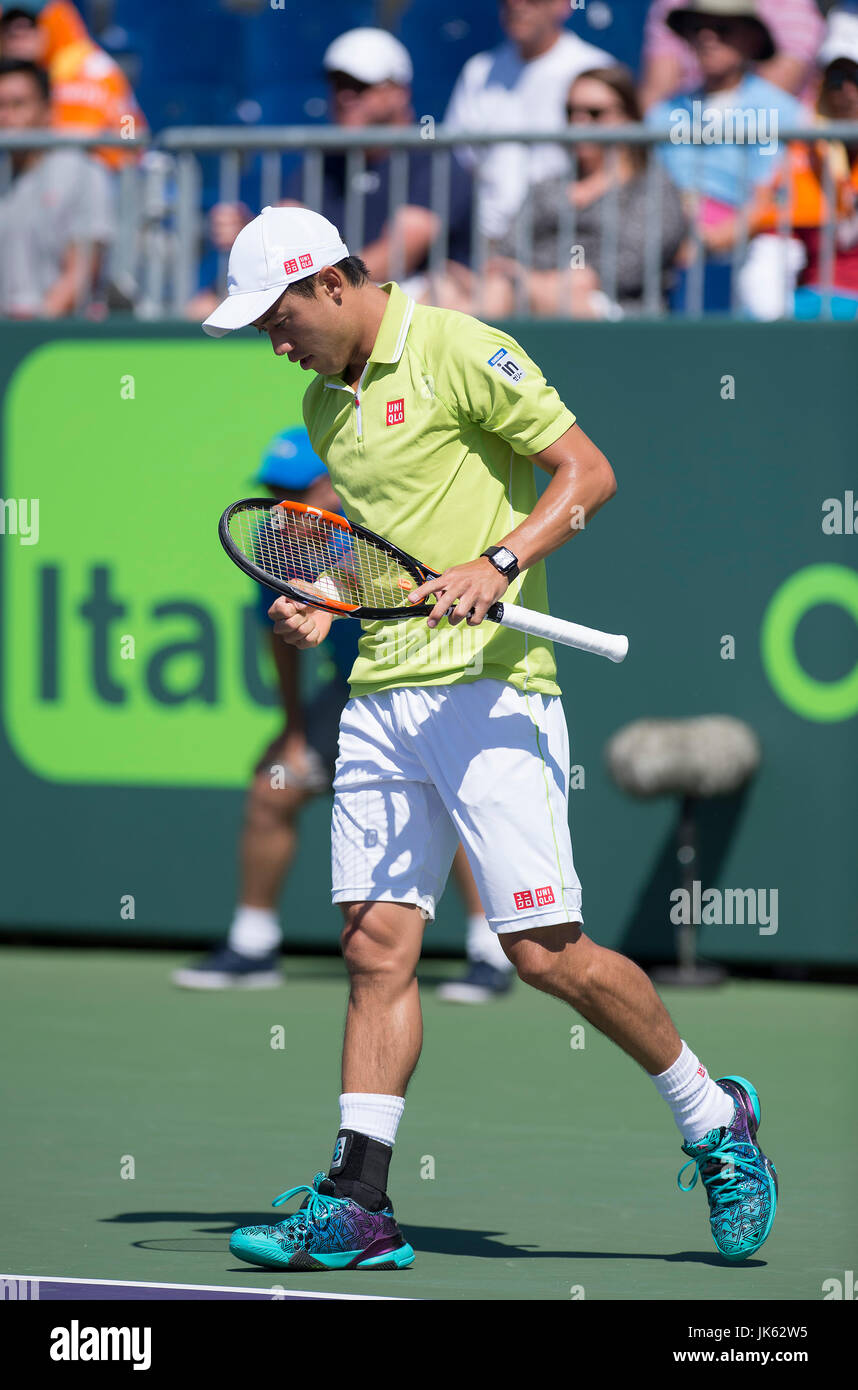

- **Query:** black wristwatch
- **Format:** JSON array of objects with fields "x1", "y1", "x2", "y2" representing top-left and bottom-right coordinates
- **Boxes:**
[{"x1": 481, "y1": 545, "x2": 520, "y2": 582}]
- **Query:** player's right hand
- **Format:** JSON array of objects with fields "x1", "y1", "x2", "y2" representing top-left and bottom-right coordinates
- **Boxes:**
[{"x1": 268, "y1": 596, "x2": 332, "y2": 649}]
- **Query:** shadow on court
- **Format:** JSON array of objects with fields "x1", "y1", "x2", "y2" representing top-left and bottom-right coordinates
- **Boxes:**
[{"x1": 103, "y1": 1213, "x2": 761, "y2": 1268}]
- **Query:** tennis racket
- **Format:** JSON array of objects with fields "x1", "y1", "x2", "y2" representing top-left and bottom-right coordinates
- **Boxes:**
[{"x1": 219, "y1": 498, "x2": 628, "y2": 663}]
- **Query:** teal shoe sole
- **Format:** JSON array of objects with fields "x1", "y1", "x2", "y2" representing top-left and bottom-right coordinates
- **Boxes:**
[
  {"x1": 352, "y1": 1243, "x2": 415, "y2": 1270},
  {"x1": 229, "y1": 1235, "x2": 415, "y2": 1271}
]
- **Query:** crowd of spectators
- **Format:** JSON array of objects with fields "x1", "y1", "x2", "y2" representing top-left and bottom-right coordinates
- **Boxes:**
[
  {"x1": 0, "y1": 0, "x2": 146, "y2": 315},
  {"x1": 1, "y1": 0, "x2": 857, "y2": 321}
]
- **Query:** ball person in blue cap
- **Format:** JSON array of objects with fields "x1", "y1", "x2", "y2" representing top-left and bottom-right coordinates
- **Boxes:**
[{"x1": 172, "y1": 428, "x2": 510, "y2": 998}]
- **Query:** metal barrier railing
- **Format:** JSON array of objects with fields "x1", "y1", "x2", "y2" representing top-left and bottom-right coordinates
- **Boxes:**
[{"x1": 1, "y1": 123, "x2": 857, "y2": 321}]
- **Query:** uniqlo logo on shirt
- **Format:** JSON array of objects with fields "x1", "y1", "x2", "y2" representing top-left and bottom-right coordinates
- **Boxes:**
[
  {"x1": 386, "y1": 398, "x2": 405, "y2": 426},
  {"x1": 535, "y1": 886, "x2": 555, "y2": 907},
  {"x1": 298, "y1": 253, "x2": 313, "y2": 269},
  {"x1": 283, "y1": 258, "x2": 298, "y2": 274},
  {"x1": 513, "y1": 890, "x2": 534, "y2": 911}
]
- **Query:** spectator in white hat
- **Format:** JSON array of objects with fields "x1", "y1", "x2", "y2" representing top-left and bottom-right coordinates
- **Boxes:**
[
  {"x1": 322, "y1": 26, "x2": 414, "y2": 107},
  {"x1": 186, "y1": 27, "x2": 474, "y2": 319},
  {"x1": 444, "y1": 0, "x2": 615, "y2": 241},
  {"x1": 279, "y1": 26, "x2": 474, "y2": 301}
]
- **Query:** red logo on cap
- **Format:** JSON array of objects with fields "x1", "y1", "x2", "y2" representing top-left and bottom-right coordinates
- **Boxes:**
[
  {"x1": 283, "y1": 258, "x2": 298, "y2": 275},
  {"x1": 299, "y1": 253, "x2": 313, "y2": 270},
  {"x1": 386, "y1": 399, "x2": 405, "y2": 426}
]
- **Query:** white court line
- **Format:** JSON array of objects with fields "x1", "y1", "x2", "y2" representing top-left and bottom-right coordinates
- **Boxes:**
[{"x1": 1, "y1": 1273, "x2": 412, "y2": 1301}]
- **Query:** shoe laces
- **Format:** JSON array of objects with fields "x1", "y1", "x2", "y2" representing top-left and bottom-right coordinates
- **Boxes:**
[
  {"x1": 270, "y1": 1173, "x2": 347, "y2": 1237},
  {"x1": 677, "y1": 1133, "x2": 758, "y2": 1206}
]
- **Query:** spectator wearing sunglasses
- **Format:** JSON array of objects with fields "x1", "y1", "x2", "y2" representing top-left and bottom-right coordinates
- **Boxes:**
[
  {"x1": 468, "y1": 66, "x2": 686, "y2": 318},
  {"x1": 283, "y1": 28, "x2": 474, "y2": 303},
  {"x1": 444, "y1": 0, "x2": 614, "y2": 242}
]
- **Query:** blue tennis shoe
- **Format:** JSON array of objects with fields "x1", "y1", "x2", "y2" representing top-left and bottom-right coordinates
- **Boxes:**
[
  {"x1": 677, "y1": 1074, "x2": 778, "y2": 1262},
  {"x1": 230, "y1": 1172, "x2": 415, "y2": 1272}
]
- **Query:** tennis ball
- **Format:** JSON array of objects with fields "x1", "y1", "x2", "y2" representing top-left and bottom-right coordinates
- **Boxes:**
[{"x1": 314, "y1": 573, "x2": 347, "y2": 603}]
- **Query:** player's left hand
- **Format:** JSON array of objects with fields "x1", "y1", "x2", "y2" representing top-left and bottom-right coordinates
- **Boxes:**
[{"x1": 408, "y1": 557, "x2": 509, "y2": 628}]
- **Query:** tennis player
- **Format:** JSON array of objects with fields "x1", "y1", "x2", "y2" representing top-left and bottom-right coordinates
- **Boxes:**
[{"x1": 203, "y1": 206, "x2": 778, "y2": 1270}]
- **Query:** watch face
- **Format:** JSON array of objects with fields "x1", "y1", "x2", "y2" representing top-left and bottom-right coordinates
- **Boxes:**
[{"x1": 494, "y1": 548, "x2": 515, "y2": 569}]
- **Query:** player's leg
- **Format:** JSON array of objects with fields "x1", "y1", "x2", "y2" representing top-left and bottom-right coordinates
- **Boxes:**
[
  {"x1": 417, "y1": 678, "x2": 778, "y2": 1262},
  {"x1": 340, "y1": 900, "x2": 425, "y2": 1097},
  {"x1": 229, "y1": 690, "x2": 458, "y2": 1271},
  {"x1": 325, "y1": 899, "x2": 425, "y2": 1214},
  {"x1": 230, "y1": 898, "x2": 424, "y2": 1271},
  {"x1": 437, "y1": 845, "x2": 516, "y2": 1003},
  {"x1": 500, "y1": 923, "x2": 777, "y2": 1260},
  {"x1": 499, "y1": 922, "x2": 681, "y2": 1073},
  {"x1": 324, "y1": 716, "x2": 458, "y2": 1216}
]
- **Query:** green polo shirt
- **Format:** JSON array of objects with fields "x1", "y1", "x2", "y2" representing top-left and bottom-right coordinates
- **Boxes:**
[{"x1": 302, "y1": 281, "x2": 576, "y2": 698}]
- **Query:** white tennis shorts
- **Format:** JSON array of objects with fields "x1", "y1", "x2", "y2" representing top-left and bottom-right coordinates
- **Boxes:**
[{"x1": 331, "y1": 678, "x2": 583, "y2": 933}]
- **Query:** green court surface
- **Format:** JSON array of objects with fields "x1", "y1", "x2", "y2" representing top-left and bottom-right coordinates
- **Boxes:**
[{"x1": 1, "y1": 947, "x2": 855, "y2": 1302}]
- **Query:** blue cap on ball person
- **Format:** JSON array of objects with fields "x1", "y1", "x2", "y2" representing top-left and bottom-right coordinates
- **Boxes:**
[{"x1": 255, "y1": 427, "x2": 327, "y2": 492}]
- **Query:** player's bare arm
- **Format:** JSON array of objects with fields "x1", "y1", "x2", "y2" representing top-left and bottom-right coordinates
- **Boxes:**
[{"x1": 407, "y1": 423, "x2": 617, "y2": 628}]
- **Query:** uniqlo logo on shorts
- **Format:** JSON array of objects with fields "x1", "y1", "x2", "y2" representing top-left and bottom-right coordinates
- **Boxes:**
[
  {"x1": 298, "y1": 253, "x2": 313, "y2": 269},
  {"x1": 283, "y1": 258, "x2": 298, "y2": 274},
  {"x1": 535, "y1": 886, "x2": 555, "y2": 907},
  {"x1": 513, "y1": 890, "x2": 534, "y2": 911},
  {"x1": 386, "y1": 398, "x2": 405, "y2": 426}
]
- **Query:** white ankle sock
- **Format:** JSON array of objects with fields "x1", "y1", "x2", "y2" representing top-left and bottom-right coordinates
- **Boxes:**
[
  {"x1": 339, "y1": 1092, "x2": 405, "y2": 1147},
  {"x1": 650, "y1": 1041, "x2": 735, "y2": 1143},
  {"x1": 466, "y1": 912, "x2": 514, "y2": 970},
  {"x1": 227, "y1": 905, "x2": 281, "y2": 958}
]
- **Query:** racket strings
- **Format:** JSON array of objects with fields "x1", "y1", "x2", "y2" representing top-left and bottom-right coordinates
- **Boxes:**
[{"x1": 229, "y1": 505, "x2": 418, "y2": 610}]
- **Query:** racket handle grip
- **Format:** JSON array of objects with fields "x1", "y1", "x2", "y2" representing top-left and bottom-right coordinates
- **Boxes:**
[{"x1": 490, "y1": 601, "x2": 629, "y2": 663}]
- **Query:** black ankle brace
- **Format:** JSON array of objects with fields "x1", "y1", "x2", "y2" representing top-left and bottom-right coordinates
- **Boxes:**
[{"x1": 327, "y1": 1129, "x2": 392, "y2": 1212}]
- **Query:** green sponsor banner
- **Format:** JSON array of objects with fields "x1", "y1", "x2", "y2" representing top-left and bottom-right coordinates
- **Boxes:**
[
  {"x1": 1, "y1": 321, "x2": 856, "y2": 960},
  {"x1": 3, "y1": 340, "x2": 306, "y2": 787}
]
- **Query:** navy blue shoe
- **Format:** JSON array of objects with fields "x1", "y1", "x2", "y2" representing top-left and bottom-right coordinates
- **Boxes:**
[
  {"x1": 171, "y1": 944, "x2": 283, "y2": 990},
  {"x1": 437, "y1": 960, "x2": 514, "y2": 1003}
]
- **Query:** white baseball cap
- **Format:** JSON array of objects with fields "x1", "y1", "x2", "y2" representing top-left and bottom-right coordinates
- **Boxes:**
[
  {"x1": 819, "y1": 10, "x2": 858, "y2": 68},
  {"x1": 202, "y1": 206, "x2": 349, "y2": 338},
  {"x1": 323, "y1": 27, "x2": 412, "y2": 86}
]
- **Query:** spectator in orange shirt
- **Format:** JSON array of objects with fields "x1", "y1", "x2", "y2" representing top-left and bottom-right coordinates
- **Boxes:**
[
  {"x1": 0, "y1": 1, "x2": 146, "y2": 166},
  {"x1": 744, "y1": 17, "x2": 858, "y2": 318}
]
